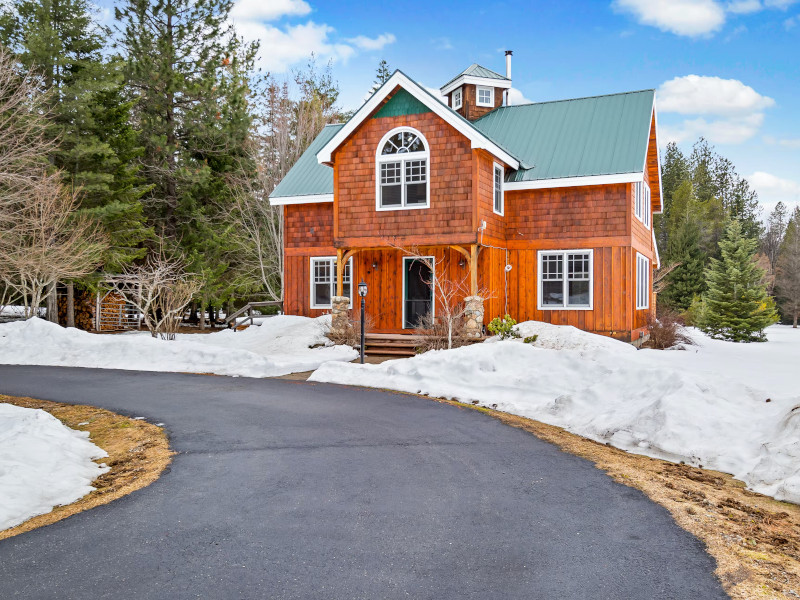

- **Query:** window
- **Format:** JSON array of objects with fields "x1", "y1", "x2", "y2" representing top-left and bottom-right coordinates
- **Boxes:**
[
  {"x1": 538, "y1": 250, "x2": 593, "y2": 309},
  {"x1": 636, "y1": 253, "x2": 650, "y2": 310},
  {"x1": 493, "y1": 162, "x2": 504, "y2": 215},
  {"x1": 310, "y1": 257, "x2": 352, "y2": 309},
  {"x1": 634, "y1": 181, "x2": 651, "y2": 228},
  {"x1": 452, "y1": 87, "x2": 462, "y2": 110},
  {"x1": 376, "y1": 127, "x2": 429, "y2": 210},
  {"x1": 476, "y1": 86, "x2": 494, "y2": 107}
]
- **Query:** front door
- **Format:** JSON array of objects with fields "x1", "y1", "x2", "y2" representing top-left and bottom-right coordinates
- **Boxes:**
[{"x1": 403, "y1": 257, "x2": 433, "y2": 329}]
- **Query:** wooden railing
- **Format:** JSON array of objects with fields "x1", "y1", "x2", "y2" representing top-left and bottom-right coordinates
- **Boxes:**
[{"x1": 225, "y1": 301, "x2": 283, "y2": 329}]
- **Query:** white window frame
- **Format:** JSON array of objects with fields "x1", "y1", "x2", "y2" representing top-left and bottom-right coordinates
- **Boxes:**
[
  {"x1": 634, "y1": 181, "x2": 651, "y2": 229},
  {"x1": 476, "y1": 85, "x2": 494, "y2": 108},
  {"x1": 402, "y1": 255, "x2": 435, "y2": 330},
  {"x1": 309, "y1": 256, "x2": 353, "y2": 309},
  {"x1": 493, "y1": 162, "x2": 504, "y2": 216},
  {"x1": 537, "y1": 250, "x2": 594, "y2": 310},
  {"x1": 375, "y1": 126, "x2": 430, "y2": 211},
  {"x1": 452, "y1": 87, "x2": 462, "y2": 110},
  {"x1": 636, "y1": 252, "x2": 650, "y2": 310}
]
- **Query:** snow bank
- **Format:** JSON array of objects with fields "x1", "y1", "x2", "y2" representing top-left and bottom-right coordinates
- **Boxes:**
[
  {"x1": 310, "y1": 322, "x2": 800, "y2": 505},
  {"x1": 0, "y1": 316, "x2": 357, "y2": 378},
  {"x1": 0, "y1": 404, "x2": 110, "y2": 530}
]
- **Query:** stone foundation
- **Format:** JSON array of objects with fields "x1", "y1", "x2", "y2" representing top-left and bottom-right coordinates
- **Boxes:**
[
  {"x1": 463, "y1": 296, "x2": 485, "y2": 338},
  {"x1": 330, "y1": 296, "x2": 351, "y2": 338}
]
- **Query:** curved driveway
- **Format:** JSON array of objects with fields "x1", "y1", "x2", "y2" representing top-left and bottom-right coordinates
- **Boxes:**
[{"x1": 0, "y1": 365, "x2": 727, "y2": 599}]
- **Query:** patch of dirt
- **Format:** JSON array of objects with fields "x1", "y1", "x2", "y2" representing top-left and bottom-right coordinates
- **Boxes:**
[
  {"x1": 435, "y1": 398, "x2": 800, "y2": 600},
  {"x1": 0, "y1": 395, "x2": 174, "y2": 540}
]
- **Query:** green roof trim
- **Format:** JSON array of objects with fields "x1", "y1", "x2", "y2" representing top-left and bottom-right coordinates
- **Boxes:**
[
  {"x1": 473, "y1": 89, "x2": 655, "y2": 182},
  {"x1": 372, "y1": 88, "x2": 432, "y2": 119},
  {"x1": 441, "y1": 63, "x2": 510, "y2": 89},
  {"x1": 269, "y1": 124, "x2": 342, "y2": 198}
]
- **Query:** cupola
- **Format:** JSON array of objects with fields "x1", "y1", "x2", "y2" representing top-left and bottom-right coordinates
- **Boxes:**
[{"x1": 439, "y1": 52, "x2": 512, "y2": 121}]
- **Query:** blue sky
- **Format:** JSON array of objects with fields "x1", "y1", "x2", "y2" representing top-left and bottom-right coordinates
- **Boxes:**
[{"x1": 97, "y1": 0, "x2": 800, "y2": 214}]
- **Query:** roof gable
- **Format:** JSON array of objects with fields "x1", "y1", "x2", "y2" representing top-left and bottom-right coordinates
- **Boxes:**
[
  {"x1": 316, "y1": 70, "x2": 519, "y2": 169},
  {"x1": 372, "y1": 88, "x2": 431, "y2": 119},
  {"x1": 473, "y1": 89, "x2": 655, "y2": 184}
]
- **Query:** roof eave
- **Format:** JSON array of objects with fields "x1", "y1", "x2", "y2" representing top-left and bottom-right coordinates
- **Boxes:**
[{"x1": 440, "y1": 75, "x2": 512, "y2": 97}]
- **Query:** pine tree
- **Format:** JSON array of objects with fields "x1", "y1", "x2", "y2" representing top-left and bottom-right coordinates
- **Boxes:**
[
  {"x1": 699, "y1": 220, "x2": 778, "y2": 342},
  {"x1": 761, "y1": 201, "x2": 788, "y2": 273},
  {"x1": 375, "y1": 59, "x2": 391, "y2": 86},
  {"x1": 775, "y1": 207, "x2": 800, "y2": 328},
  {"x1": 0, "y1": 0, "x2": 150, "y2": 269},
  {"x1": 115, "y1": 0, "x2": 257, "y2": 303},
  {"x1": 655, "y1": 142, "x2": 690, "y2": 254}
]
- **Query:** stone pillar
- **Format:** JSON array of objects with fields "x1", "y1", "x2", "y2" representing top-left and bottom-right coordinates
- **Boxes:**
[
  {"x1": 463, "y1": 296, "x2": 485, "y2": 338},
  {"x1": 330, "y1": 296, "x2": 351, "y2": 338}
]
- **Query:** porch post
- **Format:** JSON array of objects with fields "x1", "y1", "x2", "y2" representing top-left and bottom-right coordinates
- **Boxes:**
[
  {"x1": 469, "y1": 244, "x2": 478, "y2": 296},
  {"x1": 336, "y1": 248, "x2": 345, "y2": 297},
  {"x1": 331, "y1": 248, "x2": 350, "y2": 339},
  {"x1": 464, "y1": 244, "x2": 484, "y2": 338}
]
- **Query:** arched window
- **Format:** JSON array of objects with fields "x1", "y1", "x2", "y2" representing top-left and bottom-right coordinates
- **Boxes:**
[{"x1": 376, "y1": 127, "x2": 429, "y2": 210}]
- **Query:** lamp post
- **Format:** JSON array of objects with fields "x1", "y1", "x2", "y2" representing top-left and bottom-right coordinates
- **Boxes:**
[{"x1": 358, "y1": 279, "x2": 368, "y2": 364}]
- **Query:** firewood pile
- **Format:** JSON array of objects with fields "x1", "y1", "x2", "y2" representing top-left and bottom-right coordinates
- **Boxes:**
[{"x1": 57, "y1": 289, "x2": 136, "y2": 331}]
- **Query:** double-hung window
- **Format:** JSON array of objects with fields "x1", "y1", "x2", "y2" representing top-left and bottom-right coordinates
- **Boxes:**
[
  {"x1": 476, "y1": 86, "x2": 494, "y2": 107},
  {"x1": 452, "y1": 88, "x2": 462, "y2": 109},
  {"x1": 538, "y1": 250, "x2": 593, "y2": 309},
  {"x1": 493, "y1": 162, "x2": 504, "y2": 215},
  {"x1": 636, "y1": 253, "x2": 650, "y2": 310},
  {"x1": 376, "y1": 128, "x2": 429, "y2": 210},
  {"x1": 634, "y1": 181, "x2": 651, "y2": 228},
  {"x1": 310, "y1": 257, "x2": 352, "y2": 309}
]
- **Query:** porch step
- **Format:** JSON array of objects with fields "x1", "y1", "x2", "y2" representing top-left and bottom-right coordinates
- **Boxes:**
[{"x1": 363, "y1": 333, "x2": 422, "y2": 357}]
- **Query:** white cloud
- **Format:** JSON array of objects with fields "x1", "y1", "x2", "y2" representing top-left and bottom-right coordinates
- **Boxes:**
[
  {"x1": 612, "y1": 0, "x2": 726, "y2": 36},
  {"x1": 657, "y1": 75, "x2": 774, "y2": 144},
  {"x1": 236, "y1": 20, "x2": 354, "y2": 73},
  {"x1": 346, "y1": 33, "x2": 396, "y2": 51},
  {"x1": 748, "y1": 172, "x2": 800, "y2": 212},
  {"x1": 661, "y1": 113, "x2": 764, "y2": 144},
  {"x1": 785, "y1": 14, "x2": 799, "y2": 28},
  {"x1": 231, "y1": 0, "x2": 310, "y2": 21},
  {"x1": 614, "y1": 0, "x2": 798, "y2": 37},
  {"x1": 507, "y1": 88, "x2": 532, "y2": 105},
  {"x1": 728, "y1": 0, "x2": 762, "y2": 13},
  {"x1": 658, "y1": 75, "x2": 774, "y2": 116},
  {"x1": 764, "y1": 135, "x2": 800, "y2": 148}
]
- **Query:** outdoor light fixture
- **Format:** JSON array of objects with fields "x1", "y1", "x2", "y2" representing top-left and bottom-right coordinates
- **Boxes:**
[
  {"x1": 459, "y1": 259, "x2": 466, "y2": 268},
  {"x1": 358, "y1": 280, "x2": 368, "y2": 364},
  {"x1": 372, "y1": 261, "x2": 378, "y2": 269}
]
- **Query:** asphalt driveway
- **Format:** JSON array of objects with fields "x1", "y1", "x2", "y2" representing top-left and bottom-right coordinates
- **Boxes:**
[{"x1": 0, "y1": 365, "x2": 727, "y2": 599}]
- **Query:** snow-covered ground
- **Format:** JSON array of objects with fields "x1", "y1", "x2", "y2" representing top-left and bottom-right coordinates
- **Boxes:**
[
  {"x1": 0, "y1": 315, "x2": 357, "y2": 378},
  {"x1": 310, "y1": 322, "x2": 800, "y2": 505},
  {"x1": 0, "y1": 403, "x2": 109, "y2": 530}
]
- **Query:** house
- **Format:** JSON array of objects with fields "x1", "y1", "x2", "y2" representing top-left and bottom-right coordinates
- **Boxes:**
[{"x1": 269, "y1": 53, "x2": 661, "y2": 343}]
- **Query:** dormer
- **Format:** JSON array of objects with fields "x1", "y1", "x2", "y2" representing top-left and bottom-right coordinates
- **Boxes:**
[{"x1": 440, "y1": 56, "x2": 512, "y2": 121}]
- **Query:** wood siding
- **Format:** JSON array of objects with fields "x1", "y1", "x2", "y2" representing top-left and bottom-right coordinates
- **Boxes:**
[
  {"x1": 446, "y1": 83, "x2": 504, "y2": 121},
  {"x1": 334, "y1": 110, "x2": 475, "y2": 246}
]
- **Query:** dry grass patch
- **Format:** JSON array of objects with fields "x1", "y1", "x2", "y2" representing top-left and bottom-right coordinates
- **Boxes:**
[
  {"x1": 0, "y1": 395, "x2": 173, "y2": 540},
  {"x1": 436, "y1": 398, "x2": 800, "y2": 600}
]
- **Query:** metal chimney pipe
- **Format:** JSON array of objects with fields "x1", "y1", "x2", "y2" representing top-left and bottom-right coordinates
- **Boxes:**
[{"x1": 505, "y1": 50, "x2": 513, "y2": 79}]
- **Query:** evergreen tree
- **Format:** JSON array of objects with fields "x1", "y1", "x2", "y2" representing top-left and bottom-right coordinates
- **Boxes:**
[
  {"x1": 0, "y1": 0, "x2": 151, "y2": 269},
  {"x1": 699, "y1": 220, "x2": 777, "y2": 342},
  {"x1": 775, "y1": 207, "x2": 800, "y2": 327},
  {"x1": 655, "y1": 142, "x2": 690, "y2": 253},
  {"x1": 761, "y1": 201, "x2": 788, "y2": 273},
  {"x1": 115, "y1": 0, "x2": 258, "y2": 303},
  {"x1": 374, "y1": 59, "x2": 391, "y2": 86}
]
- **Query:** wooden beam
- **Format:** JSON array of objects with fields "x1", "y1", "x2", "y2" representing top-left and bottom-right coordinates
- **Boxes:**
[
  {"x1": 448, "y1": 245, "x2": 470, "y2": 261},
  {"x1": 469, "y1": 244, "x2": 478, "y2": 297},
  {"x1": 336, "y1": 248, "x2": 345, "y2": 296}
]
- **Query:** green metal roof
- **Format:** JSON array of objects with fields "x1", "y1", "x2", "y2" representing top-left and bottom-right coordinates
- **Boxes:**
[
  {"x1": 441, "y1": 64, "x2": 510, "y2": 89},
  {"x1": 269, "y1": 124, "x2": 342, "y2": 198},
  {"x1": 473, "y1": 89, "x2": 655, "y2": 182}
]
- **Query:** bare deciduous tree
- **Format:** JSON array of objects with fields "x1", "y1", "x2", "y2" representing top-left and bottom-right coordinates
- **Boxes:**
[
  {"x1": 0, "y1": 48, "x2": 55, "y2": 223},
  {"x1": 110, "y1": 247, "x2": 202, "y2": 340},
  {"x1": 653, "y1": 261, "x2": 681, "y2": 294},
  {"x1": 0, "y1": 173, "x2": 107, "y2": 318}
]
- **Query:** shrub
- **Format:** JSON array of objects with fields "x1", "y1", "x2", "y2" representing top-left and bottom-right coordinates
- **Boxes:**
[
  {"x1": 523, "y1": 335, "x2": 538, "y2": 344},
  {"x1": 327, "y1": 313, "x2": 374, "y2": 348},
  {"x1": 644, "y1": 311, "x2": 694, "y2": 349},
  {"x1": 417, "y1": 312, "x2": 472, "y2": 352},
  {"x1": 487, "y1": 314, "x2": 520, "y2": 340}
]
